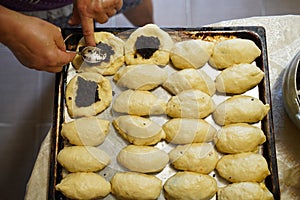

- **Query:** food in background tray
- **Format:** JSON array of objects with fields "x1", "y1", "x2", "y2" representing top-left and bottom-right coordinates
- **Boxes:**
[
  {"x1": 162, "y1": 118, "x2": 216, "y2": 144},
  {"x1": 55, "y1": 172, "x2": 111, "y2": 199},
  {"x1": 216, "y1": 152, "x2": 270, "y2": 183},
  {"x1": 212, "y1": 95, "x2": 270, "y2": 125},
  {"x1": 124, "y1": 24, "x2": 174, "y2": 66},
  {"x1": 60, "y1": 117, "x2": 110, "y2": 146},
  {"x1": 164, "y1": 171, "x2": 217, "y2": 200},
  {"x1": 215, "y1": 63, "x2": 265, "y2": 94},
  {"x1": 57, "y1": 146, "x2": 111, "y2": 173},
  {"x1": 117, "y1": 145, "x2": 169, "y2": 173},
  {"x1": 72, "y1": 31, "x2": 125, "y2": 75},
  {"x1": 162, "y1": 68, "x2": 216, "y2": 96},
  {"x1": 111, "y1": 172, "x2": 162, "y2": 200},
  {"x1": 170, "y1": 39, "x2": 214, "y2": 69},
  {"x1": 217, "y1": 182, "x2": 274, "y2": 200},
  {"x1": 114, "y1": 64, "x2": 168, "y2": 90},
  {"x1": 209, "y1": 38, "x2": 261, "y2": 69},
  {"x1": 215, "y1": 123, "x2": 266, "y2": 154},
  {"x1": 169, "y1": 143, "x2": 219, "y2": 174},
  {"x1": 65, "y1": 72, "x2": 112, "y2": 118},
  {"x1": 112, "y1": 115, "x2": 165, "y2": 145},
  {"x1": 112, "y1": 89, "x2": 166, "y2": 116},
  {"x1": 166, "y1": 89, "x2": 215, "y2": 119}
]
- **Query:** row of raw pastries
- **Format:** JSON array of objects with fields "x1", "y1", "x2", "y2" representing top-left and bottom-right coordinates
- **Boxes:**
[{"x1": 71, "y1": 24, "x2": 261, "y2": 76}]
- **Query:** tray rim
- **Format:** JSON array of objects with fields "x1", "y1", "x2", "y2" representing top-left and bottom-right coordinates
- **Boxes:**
[{"x1": 48, "y1": 26, "x2": 280, "y2": 200}]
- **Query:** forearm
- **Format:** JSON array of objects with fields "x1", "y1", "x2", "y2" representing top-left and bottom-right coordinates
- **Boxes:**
[{"x1": 0, "y1": 5, "x2": 25, "y2": 46}]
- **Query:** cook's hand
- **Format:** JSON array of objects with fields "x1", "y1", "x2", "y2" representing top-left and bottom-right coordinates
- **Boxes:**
[
  {"x1": 69, "y1": 0, "x2": 123, "y2": 46},
  {"x1": 4, "y1": 14, "x2": 75, "y2": 73}
]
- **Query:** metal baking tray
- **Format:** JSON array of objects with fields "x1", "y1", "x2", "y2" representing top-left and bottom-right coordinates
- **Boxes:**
[{"x1": 48, "y1": 26, "x2": 280, "y2": 200}]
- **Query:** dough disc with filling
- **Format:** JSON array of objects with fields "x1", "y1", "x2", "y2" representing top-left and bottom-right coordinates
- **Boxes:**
[
  {"x1": 124, "y1": 24, "x2": 174, "y2": 66},
  {"x1": 65, "y1": 72, "x2": 112, "y2": 118},
  {"x1": 72, "y1": 31, "x2": 124, "y2": 75}
]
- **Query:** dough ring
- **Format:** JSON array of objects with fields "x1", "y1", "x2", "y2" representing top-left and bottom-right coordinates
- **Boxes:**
[
  {"x1": 124, "y1": 24, "x2": 174, "y2": 66},
  {"x1": 72, "y1": 32, "x2": 125, "y2": 75},
  {"x1": 65, "y1": 72, "x2": 112, "y2": 118}
]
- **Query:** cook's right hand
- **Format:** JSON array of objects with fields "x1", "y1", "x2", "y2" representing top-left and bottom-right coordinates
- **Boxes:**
[{"x1": 68, "y1": 0, "x2": 123, "y2": 46}]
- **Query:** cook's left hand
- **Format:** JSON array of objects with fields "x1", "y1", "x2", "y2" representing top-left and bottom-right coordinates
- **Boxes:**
[{"x1": 69, "y1": 0, "x2": 123, "y2": 46}]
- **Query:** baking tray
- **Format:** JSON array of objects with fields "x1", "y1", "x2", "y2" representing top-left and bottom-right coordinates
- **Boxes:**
[{"x1": 48, "y1": 26, "x2": 280, "y2": 200}]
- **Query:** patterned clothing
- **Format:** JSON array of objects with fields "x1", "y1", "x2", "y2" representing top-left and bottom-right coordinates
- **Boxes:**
[
  {"x1": 0, "y1": 0, "x2": 143, "y2": 12},
  {"x1": 0, "y1": 0, "x2": 73, "y2": 11},
  {"x1": 0, "y1": 0, "x2": 143, "y2": 27}
]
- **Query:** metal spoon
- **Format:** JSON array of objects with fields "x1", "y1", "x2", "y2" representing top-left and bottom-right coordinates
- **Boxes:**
[{"x1": 68, "y1": 46, "x2": 106, "y2": 64}]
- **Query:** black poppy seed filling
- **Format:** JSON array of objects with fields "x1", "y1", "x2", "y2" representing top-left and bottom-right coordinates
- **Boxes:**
[
  {"x1": 79, "y1": 42, "x2": 115, "y2": 64},
  {"x1": 134, "y1": 35, "x2": 160, "y2": 59},
  {"x1": 75, "y1": 77, "x2": 100, "y2": 107},
  {"x1": 96, "y1": 42, "x2": 115, "y2": 63}
]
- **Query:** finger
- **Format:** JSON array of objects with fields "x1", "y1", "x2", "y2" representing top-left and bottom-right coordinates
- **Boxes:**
[
  {"x1": 57, "y1": 51, "x2": 76, "y2": 66},
  {"x1": 102, "y1": 0, "x2": 122, "y2": 10},
  {"x1": 68, "y1": 6, "x2": 81, "y2": 25},
  {"x1": 94, "y1": 13, "x2": 109, "y2": 24},
  {"x1": 54, "y1": 32, "x2": 67, "y2": 51},
  {"x1": 115, "y1": 0, "x2": 123, "y2": 10},
  {"x1": 105, "y1": 8, "x2": 117, "y2": 17},
  {"x1": 80, "y1": 16, "x2": 96, "y2": 46},
  {"x1": 45, "y1": 66, "x2": 64, "y2": 73}
]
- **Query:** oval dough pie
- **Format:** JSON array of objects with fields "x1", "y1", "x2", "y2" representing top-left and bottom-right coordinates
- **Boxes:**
[{"x1": 209, "y1": 38, "x2": 261, "y2": 69}]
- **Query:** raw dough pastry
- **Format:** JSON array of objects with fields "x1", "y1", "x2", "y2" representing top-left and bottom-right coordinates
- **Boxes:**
[
  {"x1": 215, "y1": 63, "x2": 264, "y2": 94},
  {"x1": 170, "y1": 39, "x2": 214, "y2": 69},
  {"x1": 169, "y1": 143, "x2": 219, "y2": 174},
  {"x1": 164, "y1": 171, "x2": 217, "y2": 200},
  {"x1": 162, "y1": 68, "x2": 216, "y2": 96},
  {"x1": 55, "y1": 172, "x2": 111, "y2": 199},
  {"x1": 218, "y1": 182, "x2": 274, "y2": 200},
  {"x1": 162, "y1": 118, "x2": 216, "y2": 144},
  {"x1": 112, "y1": 89, "x2": 166, "y2": 116},
  {"x1": 72, "y1": 31, "x2": 125, "y2": 75},
  {"x1": 209, "y1": 38, "x2": 261, "y2": 69},
  {"x1": 114, "y1": 64, "x2": 168, "y2": 90},
  {"x1": 117, "y1": 145, "x2": 169, "y2": 173},
  {"x1": 124, "y1": 24, "x2": 174, "y2": 66},
  {"x1": 215, "y1": 123, "x2": 266, "y2": 153},
  {"x1": 111, "y1": 172, "x2": 162, "y2": 200},
  {"x1": 57, "y1": 146, "x2": 111, "y2": 172},
  {"x1": 216, "y1": 152, "x2": 270, "y2": 183},
  {"x1": 60, "y1": 117, "x2": 110, "y2": 146},
  {"x1": 212, "y1": 95, "x2": 270, "y2": 125},
  {"x1": 112, "y1": 115, "x2": 165, "y2": 145},
  {"x1": 166, "y1": 89, "x2": 215, "y2": 119},
  {"x1": 65, "y1": 72, "x2": 112, "y2": 118}
]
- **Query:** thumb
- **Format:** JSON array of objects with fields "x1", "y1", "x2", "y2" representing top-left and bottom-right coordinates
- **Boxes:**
[{"x1": 57, "y1": 51, "x2": 76, "y2": 66}]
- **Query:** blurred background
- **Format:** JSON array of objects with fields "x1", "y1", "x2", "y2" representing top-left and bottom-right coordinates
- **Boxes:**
[{"x1": 0, "y1": 0, "x2": 299, "y2": 199}]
